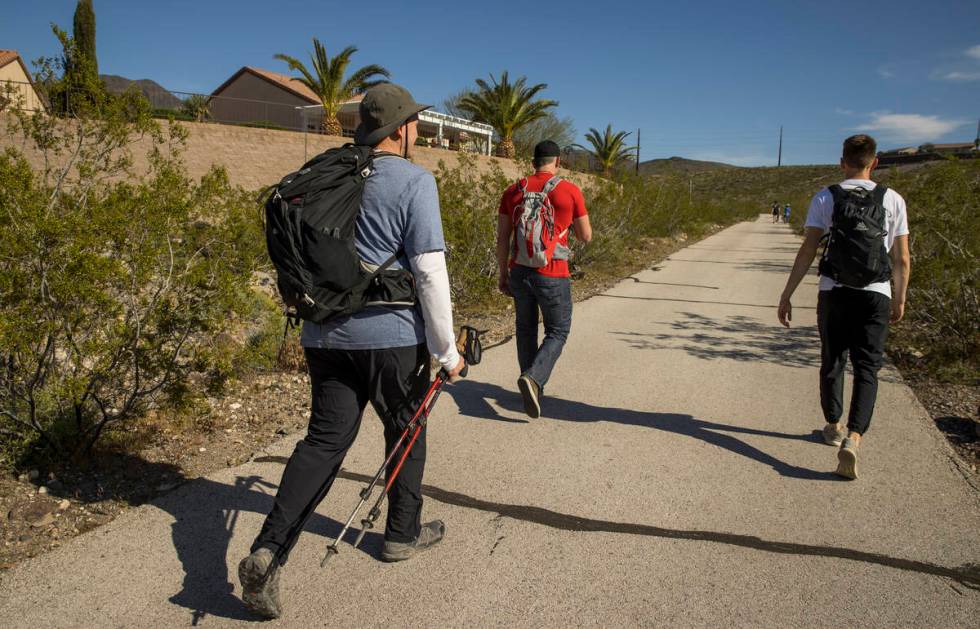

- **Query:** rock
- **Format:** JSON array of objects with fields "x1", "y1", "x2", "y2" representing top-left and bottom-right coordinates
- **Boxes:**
[
  {"x1": 275, "y1": 427, "x2": 288, "y2": 436},
  {"x1": 47, "y1": 480, "x2": 64, "y2": 492},
  {"x1": 58, "y1": 499, "x2": 70, "y2": 511},
  {"x1": 17, "y1": 473, "x2": 28, "y2": 483},
  {"x1": 30, "y1": 512, "x2": 56, "y2": 528},
  {"x1": 37, "y1": 486, "x2": 49, "y2": 496},
  {"x1": 27, "y1": 469, "x2": 39, "y2": 481},
  {"x1": 229, "y1": 402, "x2": 242, "y2": 411},
  {"x1": 198, "y1": 447, "x2": 207, "y2": 453}
]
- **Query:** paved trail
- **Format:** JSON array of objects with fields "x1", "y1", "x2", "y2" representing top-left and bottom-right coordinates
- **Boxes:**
[{"x1": 1, "y1": 216, "x2": 977, "y2": 627}]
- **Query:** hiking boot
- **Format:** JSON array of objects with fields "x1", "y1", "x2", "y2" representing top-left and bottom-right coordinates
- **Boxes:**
[
  {"x1": 381, "y1": 520, "x2": 446, "y2": 563},
  {"x1": 822, "y1": 422, "x2": 846, "y2": 447},
  {"x1": 517, "y1": 374, "x2": 541, "y2": 418},
  {"x1": 836, "y1": 437, "x2": 859, "y2": 480},
  {"x1": 238, "y1": 547, "x2": 282, "y2": 619}
]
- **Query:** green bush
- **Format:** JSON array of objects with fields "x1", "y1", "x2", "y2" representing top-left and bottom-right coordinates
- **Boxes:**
[{"x1": 0, "y1": 92, "x2": 267, "y2": 460}]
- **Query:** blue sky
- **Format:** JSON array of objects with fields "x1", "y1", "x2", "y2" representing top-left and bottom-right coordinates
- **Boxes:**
[{"x1": 3, "y1": 0, "x2": 978, "y2": 165}]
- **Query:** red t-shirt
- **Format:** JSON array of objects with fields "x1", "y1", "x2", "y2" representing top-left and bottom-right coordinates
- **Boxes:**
[{"x1": 498, "y1": 172, "x2": 588, "y2": 278}]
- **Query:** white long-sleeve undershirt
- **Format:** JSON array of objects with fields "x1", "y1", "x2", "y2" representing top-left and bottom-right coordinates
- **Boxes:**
[{"x1": 409, "y1": 251, "x2": 460, "y2": 371}]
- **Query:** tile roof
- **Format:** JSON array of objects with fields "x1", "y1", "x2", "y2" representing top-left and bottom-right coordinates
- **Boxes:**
[
  {"x1": 0, "y1": 49, "x2": 20, "y2": 69},
  {"x1": 245, "y1": 66, "x2": 321, "y2": 103},
  {"x1": 213, "y1": 66, "x2": 368, "y2": 108}
]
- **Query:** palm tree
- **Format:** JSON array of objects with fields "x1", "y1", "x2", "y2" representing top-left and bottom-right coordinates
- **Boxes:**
[
  {"x1": 457, "y1": 72, "x2": 557, "y2": 159},
  {"x1": 182, "y1": 94, "x2": 210, "y2": 122},
  {"x1": 576, "y1": 124, "x2": 637, "y2": 177},
  {"x1": 275, "y1": 38, "x2": 390, "y2": 136}
]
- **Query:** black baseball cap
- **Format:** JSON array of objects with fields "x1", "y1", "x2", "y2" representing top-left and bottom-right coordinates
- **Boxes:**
[{"x1": 533, "y1": 140, "x2": 562, "y2": 161}]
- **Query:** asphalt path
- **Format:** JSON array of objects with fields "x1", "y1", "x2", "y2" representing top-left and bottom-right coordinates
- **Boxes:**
[{"x1": 1, "y1": 216, "x2": 977, "y2": 627}]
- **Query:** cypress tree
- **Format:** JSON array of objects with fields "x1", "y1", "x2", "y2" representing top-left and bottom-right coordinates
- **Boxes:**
[{"x1": 73, "y1": 0, "x2": 98, "y2": 81}]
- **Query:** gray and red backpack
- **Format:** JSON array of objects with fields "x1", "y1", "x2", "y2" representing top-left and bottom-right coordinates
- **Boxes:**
[{"x1": 511, "y1": 176, "x2": 571, "y2": 268}]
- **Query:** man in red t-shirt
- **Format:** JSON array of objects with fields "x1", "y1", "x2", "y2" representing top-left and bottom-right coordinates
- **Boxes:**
[{"x1": 496, "y1": 140, "x2": 591, "y2": 418}]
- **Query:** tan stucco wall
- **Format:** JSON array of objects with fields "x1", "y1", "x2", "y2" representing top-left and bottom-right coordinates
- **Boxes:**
[
  {"x1": 0, "y1": 61, "x2": 44, "y2": 112},
  {"x1": 0, "y1": 115, "x2": 592, "y2": 191}
]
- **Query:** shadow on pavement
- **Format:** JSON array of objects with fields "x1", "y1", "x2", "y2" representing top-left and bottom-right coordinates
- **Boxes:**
[
  {"x1": 447, "y1": 380, "x2": 836, "y2": 481},
  {"x1": 597, "y1": 294, "x2": 816, "y2": 311},
  {"x1": 612, "y1": 312, "x2": 820, "y2": 367},
  {"x1": 332, "y1": 468, "x2": 980, "y2": 591},
  {"x1": 154, "y1": 469, "x2": 382, "y2": 624}
]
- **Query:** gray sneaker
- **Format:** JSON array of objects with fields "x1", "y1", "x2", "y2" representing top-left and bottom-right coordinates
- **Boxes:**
[
  {"x1": 822, "y1": 422, "x2": 845, "y2": 446},
  {"x1": 836, "y1": 438, "x2": 859, "y2": 480},
  {"x1": 517, "y1": 375, "x2": 541, "y2": 418},
  {"x1": 381, "y1": 520, "x2": 446, "y2": 563},
  {"x1": 238, "y1": 547, "x2": 282, "y2": 619}
]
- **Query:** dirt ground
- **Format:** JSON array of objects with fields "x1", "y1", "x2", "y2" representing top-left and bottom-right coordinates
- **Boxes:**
[{"x1": 1, "y1": 229, "x2": 976, "y2": 571}]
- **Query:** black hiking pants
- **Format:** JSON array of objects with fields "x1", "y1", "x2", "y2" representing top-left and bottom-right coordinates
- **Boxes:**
[
  {"x1": 817, "y1": 287, "x2": 890, "y2": 435},
  {"x1": 251, "y1": 344, "x2": 431, "y2": 564}
]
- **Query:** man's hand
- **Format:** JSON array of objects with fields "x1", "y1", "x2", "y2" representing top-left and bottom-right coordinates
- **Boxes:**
[
  {"x1": 446, "y1": 357, "x2": 466, "y2": 383},
  {"x1": 497, "y1": 272, "x2": 512, "y2": 297},
  {"x1": 778, "y1": 295, "x2": 793, "y2": 328},
  {"x1": 890, "y1": 300, "x2": 905, "y2": 324}
]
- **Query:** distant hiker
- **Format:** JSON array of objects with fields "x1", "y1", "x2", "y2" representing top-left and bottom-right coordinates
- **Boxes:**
[
  {"x1": 496, "y1": 140, "x2": 592, "y2": 418},
  {"x1": 772, "y1": 201, "x2": 780, "y2": 223},
  {"x1": 783, "y1": 203, "x2": 791, "y2": 223},
  {"x1": 777, "y1": 134, "x2": 910, "y2": 480},
  {"x1": 238, "y1": 84, "x2": 465, "y2": 619}
]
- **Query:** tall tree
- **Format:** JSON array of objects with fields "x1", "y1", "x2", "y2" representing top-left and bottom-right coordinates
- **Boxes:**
[
  {"x1": 275, "y1": 38, "x2": 390, "y2": 136},
  {"x1": 73, "y1": 0, "x2": 98, "y2": 79},
  {"x1": 513, "y1": 112, "x2": 576, "y2": 159},
  {"x1": 457, "y1": 72, "x2": 557, "y2": 159},
  {"x1": 576, "y1": 124, "x2": 637, "y2": 177}
]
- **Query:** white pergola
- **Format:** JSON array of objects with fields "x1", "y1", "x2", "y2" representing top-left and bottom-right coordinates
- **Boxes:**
[{"x1": 417, "y1": 110, "x2": 494, "y2": 156}]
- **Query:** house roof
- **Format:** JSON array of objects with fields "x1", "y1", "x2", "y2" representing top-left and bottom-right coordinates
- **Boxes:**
[
  {"x1": 926, "y1": 142, "x2": 975, "y2": 150},
  {"x1": 0, "y1": 49, "x2": 32, "y2": 78},
  {"x1": 0, "y1": 50, "x2": 19, "y2": 68},
  {"x1": 211, "y1": 66, "x2": 369, "y2": 108}
]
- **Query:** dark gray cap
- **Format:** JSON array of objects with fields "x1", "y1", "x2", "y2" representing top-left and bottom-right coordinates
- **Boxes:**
[
  {"x1": 354, "y1": 83, "x2": 430, "y2": 146},
  {"x1": 534, "y1": 140, "x2": 562, "y2": 161}
]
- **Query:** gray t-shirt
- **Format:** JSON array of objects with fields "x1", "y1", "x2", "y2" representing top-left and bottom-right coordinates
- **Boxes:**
[{"x1": 301, "y1": 155, "x2": 445, "y2": 349}]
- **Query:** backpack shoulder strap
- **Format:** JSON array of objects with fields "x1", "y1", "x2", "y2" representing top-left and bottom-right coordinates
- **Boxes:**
[
  {"x1": 541, "y1": 175, "x2": 562, "y2": 195},
  {"x1": 872, "y1": 184, "x2": 888, "y2": 206},
  {"x1": 827, "y1": 184, "x2": 844, "y2": 202},
  {"x1": 518, "y1": 178, "x2": 529, "y2": 195}
]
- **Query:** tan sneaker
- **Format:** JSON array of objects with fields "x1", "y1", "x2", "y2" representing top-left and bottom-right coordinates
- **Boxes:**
[
  {"x1": 381, "y1": 520, "x2": 446, "y2": 562},
  {"x1": 238, "y1": 547, "x2": 282, "y2": 619},
  {"x1": 822, "y1": 422, "x2": 846, "y2": 446},
  {"x1": 836, "y1": 437, "x2": 859, "y2": 480},
  {"x1": 517, "y1": 375, "x2": 541, "y2": 418}
]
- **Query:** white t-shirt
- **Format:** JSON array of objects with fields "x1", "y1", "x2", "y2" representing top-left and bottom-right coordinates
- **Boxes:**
[{"x1": 804, "y1": 179, "x2": 909, "y2": 298}]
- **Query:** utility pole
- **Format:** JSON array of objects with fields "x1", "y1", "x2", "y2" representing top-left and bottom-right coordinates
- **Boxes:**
[
  {"x1": 635, "y1": 128, "x2": 641, "y2": 175},
  {"x1": 974, "y1": 118, "x2": 979, "y2": 149},
  {"x1": 777, "y1": 125, "x2": 783, "y2": 167}
]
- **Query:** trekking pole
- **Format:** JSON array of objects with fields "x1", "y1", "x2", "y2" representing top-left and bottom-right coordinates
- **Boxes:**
[
  {"x1": 320, "y1": 373, "x2": 448, "y2": 567},
  {"x1": 348, "y1": 369, "x2": 454, "y2": 551},
  {"x1": 319, "y1": 326, "x2": 484, "y2": 567}
]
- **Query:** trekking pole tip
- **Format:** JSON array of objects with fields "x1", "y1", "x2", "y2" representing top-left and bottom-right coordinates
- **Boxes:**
[{"x1": 320, "y1": 545, "x2": 338, "y2": 568}]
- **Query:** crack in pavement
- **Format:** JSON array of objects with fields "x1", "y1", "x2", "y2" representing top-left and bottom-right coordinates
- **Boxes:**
[{"x1": 252, "y1": 457, "x2": 980, "y2": 590}]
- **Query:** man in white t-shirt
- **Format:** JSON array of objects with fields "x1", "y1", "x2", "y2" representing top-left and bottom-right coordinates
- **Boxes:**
[{"x1": 777, "y1": 134, "x2": 911, "y2": 480}]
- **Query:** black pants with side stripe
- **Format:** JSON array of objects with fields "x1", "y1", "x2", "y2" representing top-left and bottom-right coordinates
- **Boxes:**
[
  {"x1": 251, "y1": 343, "x2": 431, "y2": 563},
  {"x1": 817, "y1": 287, "x2": 891, "y2": 435}
]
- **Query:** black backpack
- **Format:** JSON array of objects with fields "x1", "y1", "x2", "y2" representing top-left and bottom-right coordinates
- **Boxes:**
[
  {"x1": 818, "y1": 184, "x2": 892, "y2": 287},
  {"x1": 264, "y1": 145, "x2": 416, "y2": 323}
]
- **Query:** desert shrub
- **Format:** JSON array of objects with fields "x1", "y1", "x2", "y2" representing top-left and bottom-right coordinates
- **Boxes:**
[
  {"x1": 879, "y1": 160, "x2": 980, "y2": 381},
  {"x1": 0, "y1": 92, "x2": 267, "y2": 460}
]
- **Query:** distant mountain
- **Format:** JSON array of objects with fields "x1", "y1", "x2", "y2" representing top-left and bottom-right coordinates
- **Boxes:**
[
  {"x1": 100, "y1": 74, "x2": 183, "y2": 110},
  {"x1": 638, "y1": 156, "x2": 737, "y2": 176}
]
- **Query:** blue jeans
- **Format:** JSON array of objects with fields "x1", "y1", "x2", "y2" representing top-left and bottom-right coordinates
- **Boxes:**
[{"x1": 509, "y1": 266, "x2": 573, "y2": 389}]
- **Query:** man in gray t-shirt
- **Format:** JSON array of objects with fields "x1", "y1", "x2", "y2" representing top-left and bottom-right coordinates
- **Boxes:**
[{"x1": 239, "y1": 84, "x2": 465, "y2": 620}]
